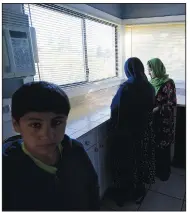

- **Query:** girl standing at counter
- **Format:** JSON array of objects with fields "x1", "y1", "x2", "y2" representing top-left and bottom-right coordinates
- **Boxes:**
[{"x1": 147, "y1": 58, "x2": 177, "y2": 181}]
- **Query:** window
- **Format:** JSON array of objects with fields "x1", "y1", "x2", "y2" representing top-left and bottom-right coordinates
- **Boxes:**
[
  {"x1": 125, "y1": 23, "x2": 185, "y2": 96},
  {"x1": 24, "y1": 4, "x2": 85, "y2": 85},
  {"x1": 86, "y1": 20, "x2": 116, "y2": 81},
  {"x1": 24, "y1": 4, "x2": 118, "y2": 86}
]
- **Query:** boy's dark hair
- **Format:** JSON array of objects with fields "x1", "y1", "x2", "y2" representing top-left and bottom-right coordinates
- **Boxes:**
[{"x1": 12, "y1": 81, "x2": 70, "y2": 122}]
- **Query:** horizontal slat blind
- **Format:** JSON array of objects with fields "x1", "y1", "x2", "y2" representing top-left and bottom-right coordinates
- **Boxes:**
[
  {"x1": 125, "y1": 23, "x2": 185, "y2": 86},
  {"x1": 86, "y1": 20, "x2": 116, "y2": 81},
  {"x1": 24, "y1": 4, "x2": 118, "y2": 86},
  {"x1": 24, "y1": 4, "x2": 86, "y2": 85}
]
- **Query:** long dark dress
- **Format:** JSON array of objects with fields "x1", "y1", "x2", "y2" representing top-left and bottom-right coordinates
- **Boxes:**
[
  {"x1": 153, "y1": 79, "x2": 177, "y2": 181},
  {"x1": 110, "y1": 82, "x2": 156, "y2": 189},
  {"x1": 109, "y1": 58, "x2": 155, "y2": 206},
  {"x1": 108, "y1": 58, "x2": 156, "y2": 205}
]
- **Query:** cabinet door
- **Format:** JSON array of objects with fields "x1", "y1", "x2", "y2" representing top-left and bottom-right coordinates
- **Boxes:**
[
  {"x1": 78, "y1": 129, "x2": 98, "y2": 151},
  {"x1": 98, "y1": 124, "x2": 112, "y2": 198},
  {"x1": 99, "y1": 143, "x2": 106, "y2": 198},
  {"x1": 86, "y1": 144, "x2": 99, "y2": 176}
]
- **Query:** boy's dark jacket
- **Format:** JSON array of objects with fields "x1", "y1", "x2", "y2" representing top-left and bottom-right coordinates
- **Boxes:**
[{"x1": 2, "y1": 134, "x2": 100, "y2": 211}]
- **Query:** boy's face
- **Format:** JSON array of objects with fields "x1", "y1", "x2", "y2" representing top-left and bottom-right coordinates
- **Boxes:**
[{"x1": 13, "y1": 112, "x2": 67, "y2": 155}]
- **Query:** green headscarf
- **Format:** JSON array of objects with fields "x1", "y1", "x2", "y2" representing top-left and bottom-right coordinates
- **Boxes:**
[{"x1": 148, "y1": 58, "x2": 170, "y2": 94}]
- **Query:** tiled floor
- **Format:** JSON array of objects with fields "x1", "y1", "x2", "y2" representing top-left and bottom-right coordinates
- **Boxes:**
[{"x1": 101, "y1": 167, "x2": 186, "y2": 211}]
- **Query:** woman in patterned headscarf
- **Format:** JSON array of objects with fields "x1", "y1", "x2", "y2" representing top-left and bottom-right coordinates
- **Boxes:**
[
  {"x1": 108, "y1": 57, "x2": 156, "y2": 206},
  {"x1": 147, "y1": 58, "x2": 177, "y2": 181}
]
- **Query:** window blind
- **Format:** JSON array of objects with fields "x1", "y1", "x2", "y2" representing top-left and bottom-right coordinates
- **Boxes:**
[
  {"x1": 86, "y1": 20, "x2": 116, "y2": 81},
  {"x1": 24, "y1": 4, "x2": 86, "y2": 85},
  {"x1": 125, "y1": 23, "x2": 185, "y2": 90},
  {"x1": 24, "y1": 4, "x2": 118, "y2": 86}
]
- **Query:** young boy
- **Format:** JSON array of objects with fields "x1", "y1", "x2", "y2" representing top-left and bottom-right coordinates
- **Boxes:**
[{"x1": 3, "y1": 81, "x2": 100, "y2": 211}]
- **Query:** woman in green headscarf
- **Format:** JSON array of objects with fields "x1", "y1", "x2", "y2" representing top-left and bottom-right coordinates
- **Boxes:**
[{"x1": 147, "y1": 58, "x2": 177, "y2": 181}]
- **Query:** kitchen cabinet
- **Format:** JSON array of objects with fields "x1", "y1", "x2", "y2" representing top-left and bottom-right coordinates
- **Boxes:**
[
  {"x1": 77, "y1": 128, "x2": 97, "y2": 151},
  {"x1": 86, "y1": 143, "x2": 99, "y2": 176},
  {"x1": 78, "y1": 120, "x2": 111, "y2": 199},
  {"x1": 172, "y1": 105, "x2": 186, "y2": 168},
  {"x1": 97, "y1": 122, "x2": 111, "y2": 198}
]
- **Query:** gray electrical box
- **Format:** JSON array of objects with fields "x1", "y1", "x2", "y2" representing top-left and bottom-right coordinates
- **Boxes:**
[{"x1": 2, "y1": 9, "x2": 36, "y2": 79}]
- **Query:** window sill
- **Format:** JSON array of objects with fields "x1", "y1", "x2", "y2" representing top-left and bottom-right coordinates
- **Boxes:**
[
  {"x1": 177, "y1": 95, "x2": 185, "y2": 106},
  {"x1": 63, "y1": 77, "x2": 125, "y2": 99}
]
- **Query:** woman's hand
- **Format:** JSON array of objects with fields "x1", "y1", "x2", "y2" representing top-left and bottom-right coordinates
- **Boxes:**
[{"x1": 153, "y1": 106, "x2": 160, "y2": 113}]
